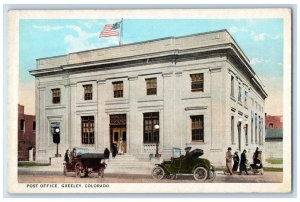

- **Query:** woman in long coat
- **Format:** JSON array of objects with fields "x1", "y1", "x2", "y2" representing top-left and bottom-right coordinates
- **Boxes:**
[
  {"x1": 232, "y1": 151, "x2": 239, "y2": 172},
  {"x1": 239, "y1": 149, "x2": 249, "y2": 175}
]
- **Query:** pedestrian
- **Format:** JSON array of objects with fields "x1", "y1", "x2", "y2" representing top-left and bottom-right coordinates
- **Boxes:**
[
  {"x1": 232, "y1": 151, "x2": 239, "y2": 172},
  {"x1": 64, "y1": 149, "x2": 70, "y2": 164},
  {"x1": 112, "y1": 143, "x2": 118, "y2": 158},
  {"x1": 239, "y1": 149, "x2": 249, "y2": 175},
  {"x1": 225, "y1": 147, "x2": 233, "y2": 175},
  {"x1": 104, "y1": 148, "x2": 110, "y2": 159},
  {"x1": 253, "y1": 147, "x2": 260, "y2": 164}
]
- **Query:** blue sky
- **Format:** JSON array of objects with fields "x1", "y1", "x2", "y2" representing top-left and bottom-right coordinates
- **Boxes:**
[{"x1": 19, "y1": 18, "x2": 284, "y2": 115}]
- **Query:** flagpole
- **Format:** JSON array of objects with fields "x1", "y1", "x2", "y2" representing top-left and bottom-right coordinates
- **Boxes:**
[{"x1": 119, "y1": 18, "x2": 123, "y2": 46}]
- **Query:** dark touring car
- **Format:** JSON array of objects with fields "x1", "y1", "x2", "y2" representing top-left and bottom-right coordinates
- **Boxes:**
[
  {"x1": 63, "y1": 147, "x2": 107, "y2": 178},
  {"x1": 152, "y1": 147, "x2": 216, "y2": 182}
]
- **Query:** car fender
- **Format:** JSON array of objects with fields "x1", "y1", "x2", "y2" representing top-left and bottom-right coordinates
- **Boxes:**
[
  {"x1": 155, "y1": 164, "x2": 171, "y2": 174},
  {"x1": 192, "y1": 163, "x2": 209, "y2": 171}
]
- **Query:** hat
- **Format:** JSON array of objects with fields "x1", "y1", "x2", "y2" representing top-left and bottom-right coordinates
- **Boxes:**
[{"x1": 228, "y1": 147, "x2": 232, "y2": 150}]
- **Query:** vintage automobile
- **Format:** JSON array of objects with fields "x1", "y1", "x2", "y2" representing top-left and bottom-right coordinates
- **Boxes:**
[
  {"x1": 63, "y1": 147, "x2": 107, "y2": 178},
  {"x1": 152, "y1": 147, "x2": 216, "y2": 182}
]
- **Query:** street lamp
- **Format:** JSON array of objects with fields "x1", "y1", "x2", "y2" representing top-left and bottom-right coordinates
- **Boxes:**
[{"x1": 154, "y1": 124, "x2": 160, "y2": 158}]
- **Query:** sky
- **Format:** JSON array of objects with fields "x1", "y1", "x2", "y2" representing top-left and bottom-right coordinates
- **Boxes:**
[{"x1": 19, "y1": 18, "x2": 283, "y2": 115}]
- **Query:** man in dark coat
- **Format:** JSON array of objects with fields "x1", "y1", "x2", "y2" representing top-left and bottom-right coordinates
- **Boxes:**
[
  {"x1": 112, "y1": 143, "x2": 118, "y2": 158},
  {"x1": 104, "y1": 148, "x2": 110, "y2": 159},
  {"x1": 232, "y1": 151, "x2": 239, "y2": 172},
  {"x1": 64, "y1": 149, "x2": 70, "y2": 164},
  {"x1": 253, "y1": 147, "x2": 260, "y2": 164},
  {"x1": 239, "y1": 149, "x2": 249, "y2": 175}
]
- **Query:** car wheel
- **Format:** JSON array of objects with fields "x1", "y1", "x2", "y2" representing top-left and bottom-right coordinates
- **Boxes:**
[
  {"x1": 152, "y1": 166, "x2": 165, "y2": 180},
  {"x1": 63, "y1": 165, "x2": 67, "y2": 176},
  {"x1": 75, "y1": 163, "x2": 81, "y2": 178},
  {"x1": 206, "y1": 170, "x2": 216, "y2": 182},
  {"x1": 193, "y1": 167, "x2": 208, "y2": 181}
]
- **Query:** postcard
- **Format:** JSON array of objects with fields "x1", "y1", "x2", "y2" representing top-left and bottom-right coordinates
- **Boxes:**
[{"x1": 7, "y1": 8, "x2": 292, "y2": 193}]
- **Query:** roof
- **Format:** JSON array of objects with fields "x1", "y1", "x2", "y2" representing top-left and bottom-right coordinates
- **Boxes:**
[{"x1": 265, "y1": 128, "x2": 283, "y2": 139}]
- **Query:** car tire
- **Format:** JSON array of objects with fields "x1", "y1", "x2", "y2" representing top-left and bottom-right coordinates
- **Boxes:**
[
  {"x1": 63, "y1": 165, "x2": 67, "y2": 176},
  {"x1": 193, "y1": 167, "x2": 208, "y2": 181},
  {"x1": 75, "y1": 163, "x2": 81, "y2": 178},
  {"x1": 152, "y1": 166, "x2": 165, "y2": 180},
  {"x1": 206, "y1": 170, "x2": 216, "y2": 182}
]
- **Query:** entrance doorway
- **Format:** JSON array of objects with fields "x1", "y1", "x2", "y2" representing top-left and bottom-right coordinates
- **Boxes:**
[{"x1": 110, "y1": 114, "x2": 127, "y2": 154}]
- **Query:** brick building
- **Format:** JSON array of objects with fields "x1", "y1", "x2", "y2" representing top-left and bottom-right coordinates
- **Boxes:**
[
  {"x1": 265, "y1": 115, "x2": 283, "y2": 129},
  {"x1": 18, "y1": 104, "x2": 36, "y2": 161},
  {"x1": 265, "y1": 115, "x2": 283, "y2": 159}
]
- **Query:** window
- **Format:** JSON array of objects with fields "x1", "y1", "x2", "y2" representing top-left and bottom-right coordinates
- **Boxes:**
[
  {"x1": 245, "y1": 124, "x2": 248, "y2": 145},
  {"x1": 143, "y1": 112, "x2": 159, "y2": 143},
  {"x1": 83, "y1": 84, "x2": 93, "y2": 100},
  {"x1": 146, "y1": 78, "x2": 157, "y2": 95},
  {"x1": 255, "y1": 114, "x2": 258, "y2": 144},
  {"x1": 52, "y1": 88, "x2": 60, "y2": 104},
  {"x1": 238, "y1": 86, "x2": 242, "y2": 102},
  {"x1": 81, "y1": 116, "x2": 94, "y2": 144},
  {"x1": 231, "y1": 116, "x2": 234, "y2": 144},
  {"x1": 269, "y1": 123, "x2": 273, "y2": 128},
  {"x1": 33, "y1": 121, "x2": 36, "y2": 131},
  {"x1": 244, "y1": 91, "x2": 248, "y2": 106},
  {"x1": 251, "y1": 113, "x2": 253, "y2": 144},
  {"x1": 113, "y1": 81, "x2": 123, "y2": 98},
  {"x1": 190, "y1": 73, "x2": 204, "y2": 92},
  {"x1": 230, "y1": 76, "x2": 234, "y2": 97},
  {"x1": 20, "y1": 119, "x2": 25, "y2": 131},
  {"x1": 191, "y1": 115, "x2": 204, "y2": 142}
]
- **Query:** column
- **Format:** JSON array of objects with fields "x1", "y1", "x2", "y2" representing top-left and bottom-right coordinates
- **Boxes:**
[
  {"x1": 97, "y1": 79, "x2": 107, "y2": 151},
  {"x1": 128, "y1": 76, "x2": 138, "y2": 153},
  {"x1": 162, "y1": 71, "x2": 174, "y2": 151},
  {"x1": 69, "y1": 83, "x2": 77, "y2": 148}
]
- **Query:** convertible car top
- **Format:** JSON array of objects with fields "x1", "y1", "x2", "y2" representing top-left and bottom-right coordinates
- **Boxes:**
[{"x1": 189, "y1": 149, "x2": 204, "y2": 158}]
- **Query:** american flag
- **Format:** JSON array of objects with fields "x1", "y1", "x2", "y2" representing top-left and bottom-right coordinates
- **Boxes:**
[{"x1": 99, "y1": 21, "x2": 121, "y2": 38}]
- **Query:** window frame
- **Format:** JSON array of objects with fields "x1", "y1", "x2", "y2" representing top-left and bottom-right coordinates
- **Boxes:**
[
  {"x1": 238, "y1": 86, "x2": 242, "y2": 102},
  {"x1": 112, "y1": 81, "x2": 123, "y2": 98},
  {"x1": 190, "y1": 73, "x2": 204, "y2": 92},
  {"x1": 83, "y1": 84, "x2": 93, "y2": 101},
  {"x1": 51, "y1": 88, "x2": 61, "y2": 104},
  {"x1": 145, "y1": 78, "x2": 157, "y2": 95},
  {"x1": 143, "y1": 112, "x2": 159, "y2": 144},
  {"x1": 230, "y1": 76, "x2": 235, "y2": 97},
  {"x1": 191, "y1": 115, "x2": 204, "y2": 142},
  {"x1": 81, "y1": 116, "x2": 95, "y2": 144}
]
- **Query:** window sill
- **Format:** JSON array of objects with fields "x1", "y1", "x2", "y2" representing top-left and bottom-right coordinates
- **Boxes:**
[
  {"x1": 186, "y1": 142, "x2": 207, "y2": 145},
  {"x1": 105, "y1": 99, "x2": 129, "y2": 105}
]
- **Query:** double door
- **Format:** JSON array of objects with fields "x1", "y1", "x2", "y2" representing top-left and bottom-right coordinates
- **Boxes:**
[{"x1": 112, "y1": 127, "x2": 127, "y2": 153}]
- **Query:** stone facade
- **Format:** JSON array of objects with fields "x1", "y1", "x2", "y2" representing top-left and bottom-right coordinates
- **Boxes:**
[
  {"x1": 18, "y1": 104, "x2": 36, "y2": 161},
  {"x1": 30, "y1": 30, "x2": 267, "y2": 166}
]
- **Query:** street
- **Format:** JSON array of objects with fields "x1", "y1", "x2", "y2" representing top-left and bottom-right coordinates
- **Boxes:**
[{"x1": 18, "y1": 171, "x2": 282, "y2": 183}]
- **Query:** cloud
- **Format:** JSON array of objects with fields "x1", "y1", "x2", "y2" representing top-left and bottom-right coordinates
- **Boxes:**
[
  {"x1": 252, "y1": 33, "x2": 267, "y2": 41},
  {"x1": 64, "y1": 25, "x2": 119, "y2": 53},
  {"x1": 32, "y1": 21, "x2": 121, "y2": 53},
  {"x1": 250, "y1": 57, "x2": 283, "y2": 66},
  {"x1": 32, "y1": 25, "x2": 65, "y2": 32},
  {"x1": 251, "y1": 32, "x2": 282, "y2": 41},
  {"x1": 228, "y1": 26, "x2": 248, "y2": 33},
  {"x1": 250, "y1": 58, "x2": 263, "y2": 65}
]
